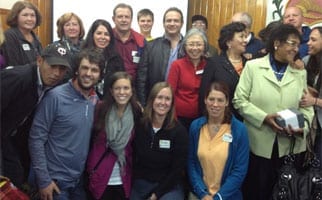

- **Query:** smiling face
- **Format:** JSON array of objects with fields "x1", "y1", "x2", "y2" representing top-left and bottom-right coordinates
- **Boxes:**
[
  {"x1": 163, "y1": 10, "x2": 183, "y2": 37},
  {"x1": 185, "y1": 34, "x2": 205, "y2": 61},
  {"x1": 274, "y1": 34, "x2": 300, "y2": 63},
  {"x1": 283, "y1": 7, "x2": 303, "y2": 30},
  {"x1": 63, "y1": 16, "x2": 80, "y2": 41},
  {"x1": 153, "y1": 87, "x2": 173, "y2": 118},
  {"x1": 17, "y1": 7, "x2": 36, "y2": 31},
  {"x1": 138, "y1": 15, "x2": 153, "y2": 35},
  {"x1": 307, "y1": 29, "x2": 322, "y2": 56},
  {"x1": 111, "y1": 78, "x2": 133, "y2": 107},
  {"x1": 113, "y1": 7, "x2": 132, "y2": 34},
  {"x1": 227, "y1": 31, "x2": 247, "y2": 54},
  {"x1": 204, "y1": 89, "x2": 228, "y2": 121},
  {"x1": 93, "y1": 25, "x2": 111, "y2": 49},
  {"x1": 75, "y1": 58, "x2": 101, "y2": 92}
]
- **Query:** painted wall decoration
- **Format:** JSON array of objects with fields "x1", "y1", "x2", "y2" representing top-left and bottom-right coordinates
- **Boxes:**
[
  {"x1": 269, "y1": 0, "x2": 322, "y2": 27},
  {"x1": 287, "y1": 0, "x2": 322, "y2": 26}
]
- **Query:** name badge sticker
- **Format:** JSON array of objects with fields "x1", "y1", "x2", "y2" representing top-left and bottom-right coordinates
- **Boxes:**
[
  {"x1": 133, "y1": 56, "x2": 140, "y2": 63},
  {"x1": 22, "y1": 43, "x2": 31, "y2": 51},
  {"x1": 222, "y1": 133, "x2": 233, "y2": 143},
  {"x1": 159, "y1": 139, "x2": 171, "y2": 149},
  {"x1": 196, "y1": 69, "x2": 204, "y2": 75}
]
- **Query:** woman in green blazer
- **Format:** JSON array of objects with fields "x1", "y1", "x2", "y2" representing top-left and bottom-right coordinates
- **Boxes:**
[{"x1": 233, "y1": 24, "x2": 314, "y2": 200}]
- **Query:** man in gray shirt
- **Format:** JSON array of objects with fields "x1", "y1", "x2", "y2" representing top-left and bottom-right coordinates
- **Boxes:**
[{"x1": 29, "y1": 49, "x2": 103, "y2": 200}]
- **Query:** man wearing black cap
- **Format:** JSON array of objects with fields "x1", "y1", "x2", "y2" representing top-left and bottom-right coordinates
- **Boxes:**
[
  {"x1": 0, "y1": 43, "x2": 71, "y2": 188},
  {"x1": 191, "y1": 14, "x2": 218, "y2": 57}
]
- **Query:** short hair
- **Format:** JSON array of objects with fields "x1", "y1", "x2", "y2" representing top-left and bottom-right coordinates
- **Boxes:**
[
  {"x1": 75, "y1": 48, "x2": 104, "y2": 75},
  {"x1": 203, "y1": 81, "x2": 232, "y2": 123},
  {"x1": 239, "y1": 12, "x2": 252, "y2": 29},
  {"x1": 258, "y1": 20, "x2": 282, "y2": 43},
  {"x1": 113, "y1": 3, "x2": 133, "y2": 19},
  {"x1": 6, "y1": 1, "x2": 42, "y2": 28},
  {"x1": 143, "y1": 82, "x2": 177, "y2": 130},
  {"x1": 56, "y1": 12, "x2": 85, "y2": 40},
  {"x1": 218, "y1": 22, "x2": 246, "y2": 51},
  {"x1": 181, "y1": 28, "x2": 209, "y2": 55},
  {"x1": 191, "y1": 14, "x2": 208, "y2": 29},
  {"x1": 266, "y1": 23, "x2": 301, "y2": 53},
  {"x1": 137, "y1": 8, "x2": 154, "y2": 21},
  {"x1": 163, "y1": 7, "x2": 183, "y2": 24},
  {"x1": 82, "y1": 19, "x2": 115, "y2": 50}
]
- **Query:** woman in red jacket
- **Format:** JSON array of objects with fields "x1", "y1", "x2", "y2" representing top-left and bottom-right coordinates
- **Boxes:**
[{"x1": 167, "y1": 28, "x2": 208, "y2": 131}]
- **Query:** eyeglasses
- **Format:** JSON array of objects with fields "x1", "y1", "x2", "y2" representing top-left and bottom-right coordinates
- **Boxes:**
[
  {"x1": 192, "y1": 22, "x2": 206, "y2": 27},
  {"x1": 285, "y1": 40, "x2": 300, "y2": 48},
  {"x1": 186, "y1": 43, "x2": 204, "y2": 48}
]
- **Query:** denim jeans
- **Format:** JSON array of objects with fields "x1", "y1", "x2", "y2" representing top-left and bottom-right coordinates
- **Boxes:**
[
  {"x1": 130, "y1": 179, "x2": 184, "y2": 200},
  {"x1": 53, "y1": 178, "x2": 87, "y2": 200}
]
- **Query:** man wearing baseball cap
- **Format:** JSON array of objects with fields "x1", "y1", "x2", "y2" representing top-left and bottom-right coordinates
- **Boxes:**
[{"x1": 0, "y1": 43, "x2": 70, "y2": 188}]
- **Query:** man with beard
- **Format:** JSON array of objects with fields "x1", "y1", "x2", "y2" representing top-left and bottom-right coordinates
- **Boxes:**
[{"x1": 29, "y1": 49, "x2": 104, "y2": 200}]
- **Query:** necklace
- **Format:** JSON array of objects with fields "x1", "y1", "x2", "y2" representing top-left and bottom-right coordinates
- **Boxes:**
[
  {"x1": 213, "y1": 125, "x2": 220, "y2": 132},
  {"x1": 210, "y1": 124, "x2": 221, "y2": 133}
]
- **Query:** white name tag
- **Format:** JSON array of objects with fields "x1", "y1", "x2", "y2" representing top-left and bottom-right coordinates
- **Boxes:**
[
  {"x1": 196, "y1": 69, "x2": 204, "y2": 75},
  {"x1": 131, "y1": 50, "x2": 138, "y2": 56},
  {"x1": 22, "y1": 43, "x2": 31, "y2": 51},
  {"x1": 133, "y1": 56, "x2": 140, "y2": 63},
  {"x1": 222, "y1": 133, "x2": 233, "y2": 143},
  {"x1": 159, "y1": 139, "x2": 170, "y2": 149}
]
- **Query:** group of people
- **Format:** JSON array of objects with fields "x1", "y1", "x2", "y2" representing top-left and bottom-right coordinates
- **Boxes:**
[{"x1": 1, "y1": 1, "x2": 322, "y2": 200}]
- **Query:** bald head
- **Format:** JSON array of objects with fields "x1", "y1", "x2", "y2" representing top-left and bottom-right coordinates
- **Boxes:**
[
  {"x1": 283, "y1": 6, "x2": 303, "y2": 32},
  {"x1": 231, "y1": 12, "x2": 252, "y2": 29}
]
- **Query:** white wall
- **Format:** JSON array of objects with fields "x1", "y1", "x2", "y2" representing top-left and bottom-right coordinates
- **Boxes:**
[
  {"x1": 0, "y1": 0, "x2": 16, "y2": 9},
  {"x1": 53, "y1": 0, "x2": 188, "y2": 41}
]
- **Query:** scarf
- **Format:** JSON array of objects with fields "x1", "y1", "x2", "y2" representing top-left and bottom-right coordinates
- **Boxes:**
[{"x1": 105, "y1": 104, "x2": 134, "y2": 168}]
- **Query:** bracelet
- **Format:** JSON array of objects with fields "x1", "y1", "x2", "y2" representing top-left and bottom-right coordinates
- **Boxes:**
[{"x1": 315, "y1": 98, "x2": 318, "y2": 106}]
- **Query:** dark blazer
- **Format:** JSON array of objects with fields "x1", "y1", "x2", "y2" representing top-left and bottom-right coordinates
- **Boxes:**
[
  {"x1": 1, "y1": 64, "x2": 39, "y2": 137},
  {"x1": 198, "y1": 52, "x2": 246, "y2": 120}
]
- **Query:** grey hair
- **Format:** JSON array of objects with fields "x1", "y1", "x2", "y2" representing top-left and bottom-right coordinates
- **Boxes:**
[
  {"x1": 238, "y1": 12, "x2": 253, "y2": 29},
  {"x1": 181, "y1": 28, "x2": 209, "y2": 55}
]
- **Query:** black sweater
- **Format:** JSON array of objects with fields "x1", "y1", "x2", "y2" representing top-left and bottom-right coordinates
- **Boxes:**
[{"x1": 132, "y1": 121, "x2": 189, "y2": 198}]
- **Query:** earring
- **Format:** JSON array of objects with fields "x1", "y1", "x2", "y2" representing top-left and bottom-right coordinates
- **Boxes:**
[{"x1": 274, "y1": 46, "x2": 278, "y2": 50}]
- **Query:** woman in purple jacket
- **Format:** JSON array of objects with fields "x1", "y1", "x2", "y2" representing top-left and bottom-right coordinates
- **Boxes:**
[{"x1": 86, "y1": 71, "x2": 142, "y2": 200}]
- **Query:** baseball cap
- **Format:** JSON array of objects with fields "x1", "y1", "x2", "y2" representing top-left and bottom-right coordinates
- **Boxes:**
[{"x1": 41, "y1": 43, "x2": 71, "y2": 69}]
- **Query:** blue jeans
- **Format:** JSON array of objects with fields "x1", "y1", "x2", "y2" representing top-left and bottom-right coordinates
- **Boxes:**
[
  {"x1": 130, "y1": 179, "x2": 184, "y2": 200},
  {"x1": 53, "y1": 178, "x2": 87, "y2": 200}
]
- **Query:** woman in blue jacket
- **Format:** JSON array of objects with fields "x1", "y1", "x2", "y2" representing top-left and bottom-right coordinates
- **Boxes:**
[{"x1": 188, "y1": 81, "x2": 249, "y2": 200}]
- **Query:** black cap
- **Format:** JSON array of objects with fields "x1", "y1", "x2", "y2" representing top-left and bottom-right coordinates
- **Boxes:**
[
  {"x1": 41, "y1": 43, "x2": 71, "y2": 69},
  {"x1": 191, "y1": 14, "x2": 208, "y2": 29}
]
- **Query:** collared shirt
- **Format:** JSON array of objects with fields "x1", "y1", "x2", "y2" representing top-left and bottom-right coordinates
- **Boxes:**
[
  {"x1": 113, "y1": 30, "x2": 140, "y2": 79},
  {"x1": 29, "y1": 81, "x2": 98, "y2": 189},
  {"x1": 164, "y1": 33, "x2": 182, "y2": 79}
]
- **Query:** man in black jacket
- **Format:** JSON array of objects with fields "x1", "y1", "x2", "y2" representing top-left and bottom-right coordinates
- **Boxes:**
[
  {"x1": 1, "y1": 43, "x2": 71, "y2": 188},
  {"x1": 136, "y1": 7, "x2": 184, "y2": 106}
]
